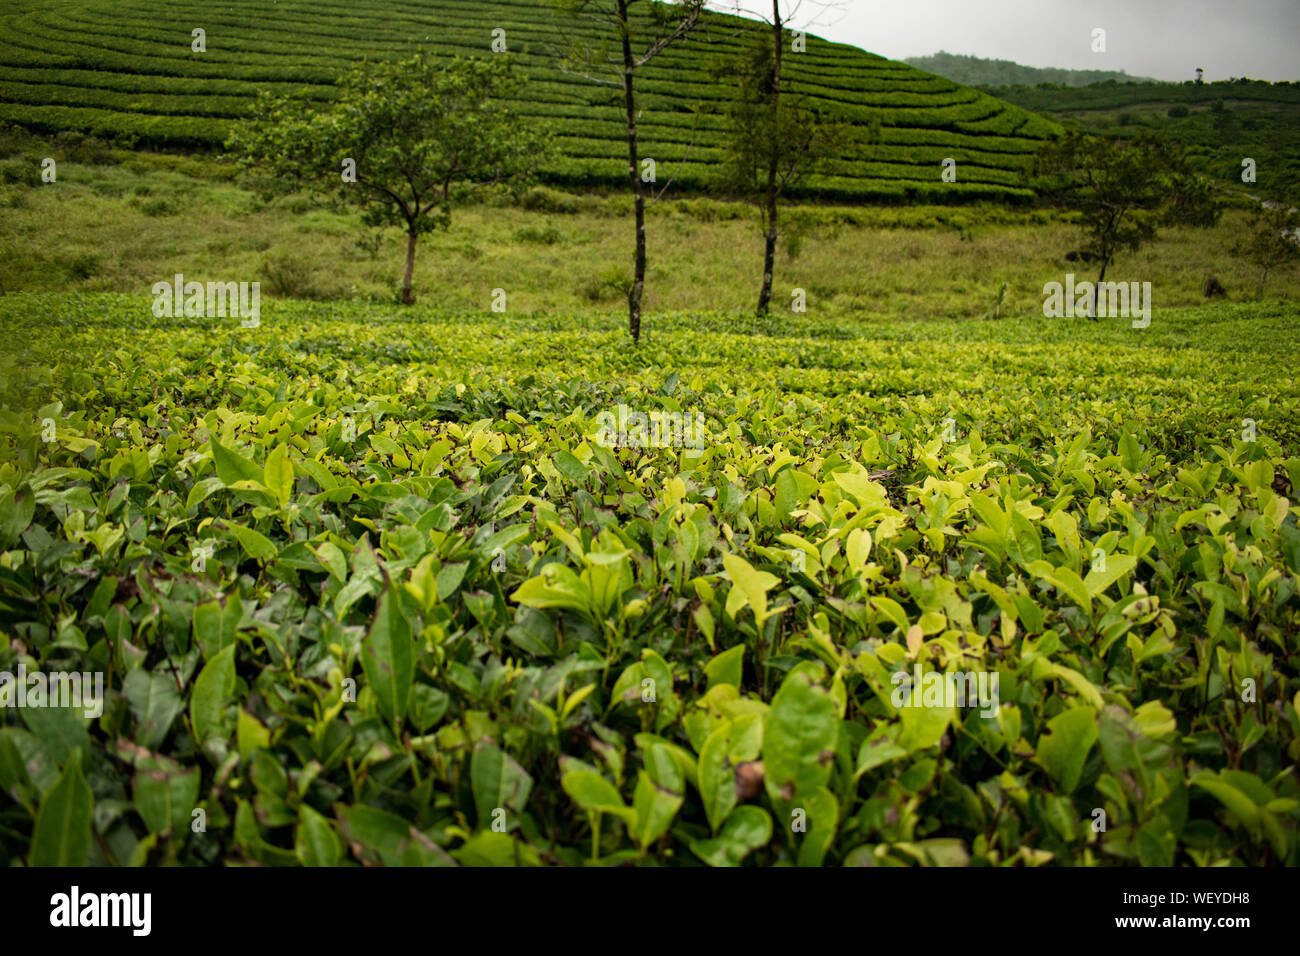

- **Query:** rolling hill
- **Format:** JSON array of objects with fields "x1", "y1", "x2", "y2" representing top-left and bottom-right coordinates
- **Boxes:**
[{"x1": 0, "y1": 0, "x2": 1060, "y2": 204}]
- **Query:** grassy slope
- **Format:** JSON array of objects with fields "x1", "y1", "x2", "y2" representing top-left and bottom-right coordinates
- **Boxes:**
[
  {"x1": 0, "y1": 0, "x2": 1059, "y2": 203},
  {"x1": 3, "y1": 131, "x2": 1297, "y2": 314}
]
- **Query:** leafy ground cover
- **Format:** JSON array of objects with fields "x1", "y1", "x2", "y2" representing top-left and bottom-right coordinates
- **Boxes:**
[
  {"x1": 1, "y1": 294, "x2": 1298, "y2": 866},
  {"x1": 0, "y1": 0, "x2": 1058, "y2": 203}
]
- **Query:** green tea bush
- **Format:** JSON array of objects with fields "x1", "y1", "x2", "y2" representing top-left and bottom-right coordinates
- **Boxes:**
[
  {"x1": 0, "y1": 294, "x2": 1296, "y2": 867},
  {"x1": 0, "y1": 0, "x2": 1059, "y2": 204}
]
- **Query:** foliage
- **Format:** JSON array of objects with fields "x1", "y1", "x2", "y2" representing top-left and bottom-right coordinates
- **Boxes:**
[
  {"x1": 1234, "y1": 176, "x2": 1300, "y2": 300},
  {"x1": 1032, "y1": 131, "x2": 1221, "y2": 296},
  {"x1": 0, "y1": 0, "x2": 1058, "y2": 205},
  {"x1": 226, "y1": 53, "x2": 548, "y2": 305},
  {"x1": 989, "y1": 79, "x2": 1300, "y2": 188},
  {"x1": 713, "y1": 32, "x2": 848, "y2": 315},
  {"x1": 1, "y1": 293, "x2": 1298, "y2": 867}
]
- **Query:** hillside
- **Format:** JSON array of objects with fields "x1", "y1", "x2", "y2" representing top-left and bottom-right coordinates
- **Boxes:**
[
  {"x1": 0, "y1": 0, "x2": 1060, "y2": 204},
  {"x1": 905, "y1": 52, "x2": 1158, "y2": 89},
  {"x1": 988, "y1": 79, "x2": 1300, "y2": 186}
]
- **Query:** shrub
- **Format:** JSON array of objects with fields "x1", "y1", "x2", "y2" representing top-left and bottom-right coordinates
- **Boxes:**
[
  {"x1": 262, "y1": 249, "x2": 318, "y2": 298},
  {"x1": 139, "y1": 195, "x2": 182, "y2": 217},
  {"x1": 515, "y1": 221, "x2": 563, "y2": 245},
  {"x1": 518, "y1": 186, "x2": 580, "y2": 215},
  {"x1": 578, "y1": 264, "x2": 633, "y2": 302},
  {"x1": 0, "y1": 158, "x2": 39, "y2": 186},
  {"x1": 63, "y1": 252, "x2": 101, "y2": 281}
]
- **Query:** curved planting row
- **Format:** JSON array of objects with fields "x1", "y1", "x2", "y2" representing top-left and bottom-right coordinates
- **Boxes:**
[{"x1": 0, "y1": 0, "x2": 1059, "y2": 203}]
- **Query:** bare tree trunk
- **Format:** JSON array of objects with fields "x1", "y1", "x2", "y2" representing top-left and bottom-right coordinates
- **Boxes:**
[
  {"x1": 401, "y1": 229, "x2": 418, "y2": 306},
  {"x1": 618, "y1": 0, "x2": 646, "y2": 344},
  {"x1": 757, "y1": 3, "x2": 783, "y2": 317},
  {"x1": 758, "y1": 216, "x2": 778, "y2": 316},
  {"x1": 1091, "y1": 258, "x2": 1109, "y2": 320}
]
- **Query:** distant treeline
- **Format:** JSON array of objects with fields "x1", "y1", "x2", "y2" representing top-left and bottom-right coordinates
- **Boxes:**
[
  {"x1": 986, "y1": 78, "x2": 1300, "y2": 189},
  {"x1": 905, "y1": 52, "x2": 1158, "y2": 89},
  {"x1": 983, "y1": 77, "x2": 1300, "y2": 113}
]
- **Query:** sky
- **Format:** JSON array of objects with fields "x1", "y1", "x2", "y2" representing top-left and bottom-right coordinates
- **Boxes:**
[{"x1": 710, "y1": 0, "x2": 1300, "y2": 82}]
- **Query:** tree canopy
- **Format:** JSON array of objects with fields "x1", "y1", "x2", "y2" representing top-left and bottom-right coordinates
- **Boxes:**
[{"x1": 227, "y1": 53, "x2": 549, "y2": 305}]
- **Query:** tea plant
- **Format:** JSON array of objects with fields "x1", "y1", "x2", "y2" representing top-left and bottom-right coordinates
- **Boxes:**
[{"x1": 0, "y1": 294, "x2": 1297, "y2": 866}]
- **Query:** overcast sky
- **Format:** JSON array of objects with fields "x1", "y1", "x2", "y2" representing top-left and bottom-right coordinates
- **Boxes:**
[{"x1": 712, "y1": 1, "x2": 1300, "y2": 82}]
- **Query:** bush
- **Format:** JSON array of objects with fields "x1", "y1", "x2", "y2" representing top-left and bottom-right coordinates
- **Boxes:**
[
  {"x1": 3, "y1": 297, "x2": 1298, "y2": 868},
  {"x1": 262, "y1": 249, "x2": 318, "y2": 298},
  {"x1": 514, "y1": 221, "x2": 563, "y2": 245},
  {"x1": 63, "y1": 252, "x2": 101, "y2": 281},
  {"x1": 139, "y1": 195, "x2": 183, "y2": 217},
  {"x1": 352, "y1": 230, "x2": 384, "y2": 261},
  {"x1": 578, "y1": 264, "x2": 633, "y2": 302},
  {"x1": 52, "y1": 131, "x2": 113, "y2": 166},
  {"x1": 518, "y1": 186, "x2": 580, "y2": 215},
  {"x1": 0, "y1": 158, "x2": 39, "y2": 186},
  {"x1": 678, "y1": 198, "x2": 746, "y2": 223}
]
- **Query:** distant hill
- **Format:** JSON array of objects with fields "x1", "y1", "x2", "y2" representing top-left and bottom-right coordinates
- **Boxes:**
[
  {"x1": 0, "y1": 0, "x2": 1061, "y2": 205},
  {"x1": 988, "y1": 78, "x2": 1300, "y2": 188},
  {"x1": 906, "y1": 52, "x2": 1159, "y2": 89}
]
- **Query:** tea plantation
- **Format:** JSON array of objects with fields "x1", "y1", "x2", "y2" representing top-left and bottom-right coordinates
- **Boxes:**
[
  {"x1": 0, "y1": 0, "x2": 1058, "y2": 203},
  {"x1": 1, "y1": 293, "x2": 1298, "y2": 866}
]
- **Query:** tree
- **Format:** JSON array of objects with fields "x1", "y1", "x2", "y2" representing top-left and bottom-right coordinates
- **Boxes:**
[
  {"x1": 227, "y1": 53, "x2": 548, "y2": 306},
  {"x1": 554, "y1": 0, "x2": 705, "y2": 343},
  {"x1": 1236, "y1": 176, "x2": 1300, "y2": 299},
  {"x1": 714, "y1": 1, "x2": 847, "y2": 316},
  {"x1": 1032, "y1": 130, "x2": 1221, "y2": 316}
]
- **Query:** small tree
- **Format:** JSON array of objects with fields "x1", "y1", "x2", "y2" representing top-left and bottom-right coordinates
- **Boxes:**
[
  {"x1": 714, "y1": 1, "x2": 847, "y2": 316},
  {"x1": 227, "y1": 53, "x2": 548, "y2": 305},
  {"x1": 1236, "y1": 177, "x2": 1300, "y2": 299},
  {"x1": 554, "y1": 0, "x2": 705, "y2": 343},
  {"x1": 1032, "y1": 130, "x2": 1220, "y2": 315}
]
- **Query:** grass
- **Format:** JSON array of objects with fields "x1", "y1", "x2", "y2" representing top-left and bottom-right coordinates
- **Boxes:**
[{"x1": 3, "y1": 130, "x2": 1297, "y2": 316}]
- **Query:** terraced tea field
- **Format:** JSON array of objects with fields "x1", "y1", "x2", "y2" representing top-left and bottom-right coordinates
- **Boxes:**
[
  {"x1": 1, "y1": 294, "x2": 1298, "y2": 866},
  {"x1": 0, "y1": 0, "x2": 1058, "y2": 203}
]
